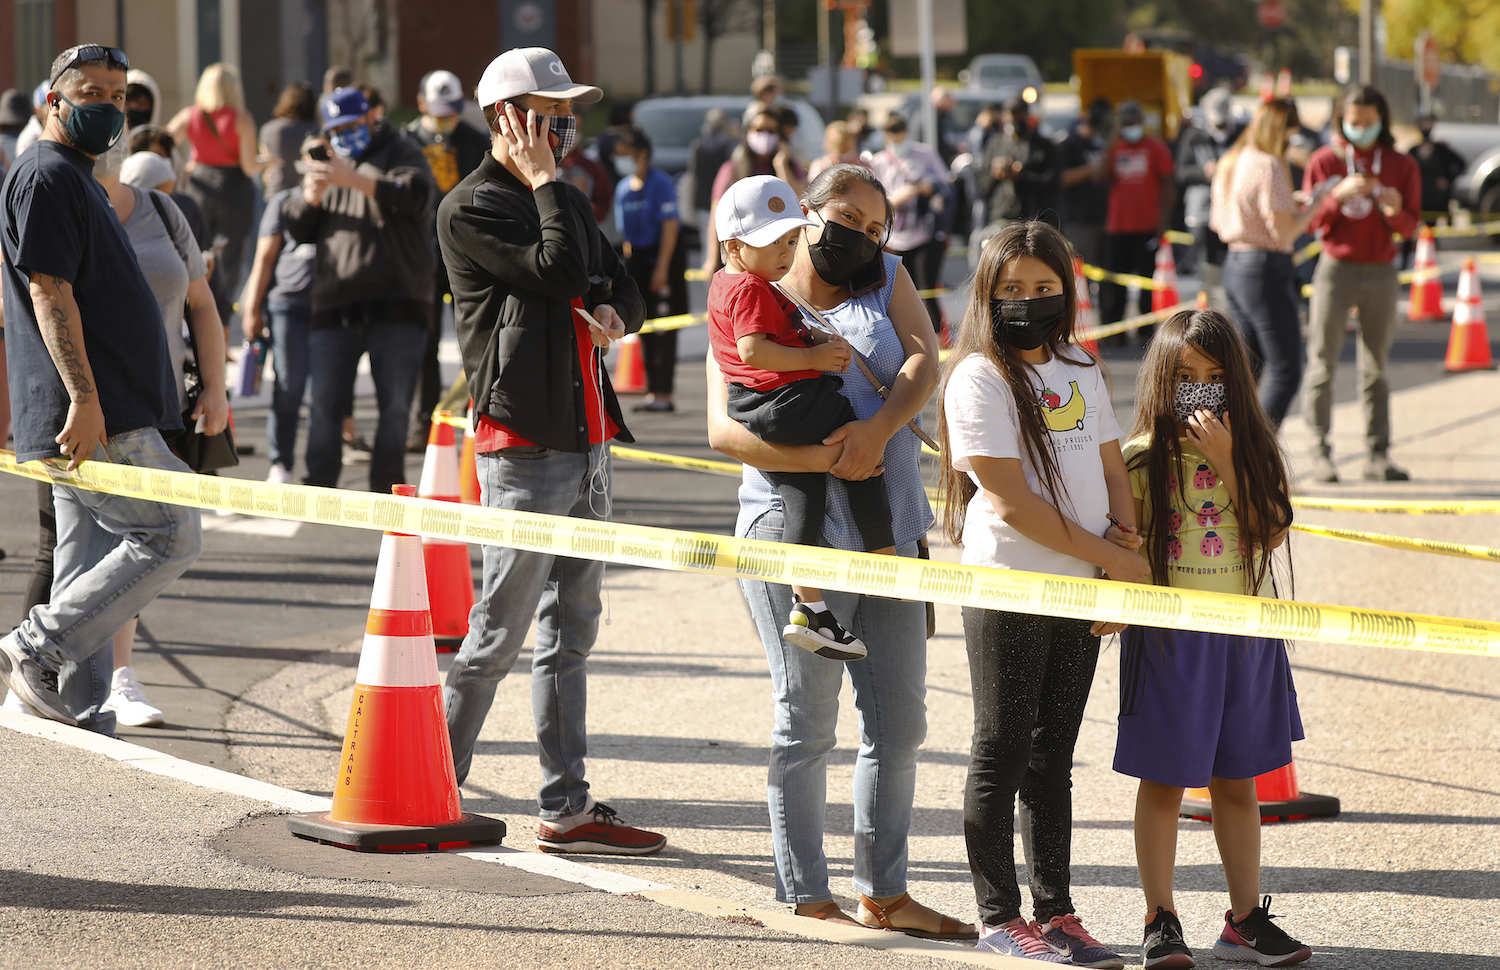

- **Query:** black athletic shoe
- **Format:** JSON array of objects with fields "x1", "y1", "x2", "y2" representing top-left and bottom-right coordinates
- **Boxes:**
[
  {"x1": 782, "y1": 598, "x2": 867, "y2": 661},
  {"x1": 1143, "y1": 907, "x2": 1195, "y2": 969},
  {"x1": 0, "y1": 632, "x2": 75, "y2": 725},
  {"x1": 1213, "y1": 896, "x2": 1311, "y2": 967}
]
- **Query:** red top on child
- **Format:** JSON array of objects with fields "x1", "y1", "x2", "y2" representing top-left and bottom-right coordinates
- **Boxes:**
[{"x1": 709, "y1": 272, "x2": 820, "y2": 390}]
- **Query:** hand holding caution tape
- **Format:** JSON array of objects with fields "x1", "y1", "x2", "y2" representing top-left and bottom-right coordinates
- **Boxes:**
[{"x1": 3, "y1": 450, "x2": 1496, "y2": 658}]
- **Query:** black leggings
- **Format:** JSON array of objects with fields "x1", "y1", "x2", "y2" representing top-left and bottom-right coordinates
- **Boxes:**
[{"x1": 962, "y1": 606, "x2": 1100, "y2": 926}]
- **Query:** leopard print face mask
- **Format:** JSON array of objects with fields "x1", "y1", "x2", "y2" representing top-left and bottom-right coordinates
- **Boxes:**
[{"x1": 1174, "y1": 381, "x2": 1227, "y2": 425}]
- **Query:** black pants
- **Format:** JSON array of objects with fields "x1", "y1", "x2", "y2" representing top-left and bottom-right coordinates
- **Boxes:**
[
  {"x1": 410, "y1": 260, "x2": 450, "y2": 443},
  {"x1": 896, "y1": 239, "x2": 946, "y2": 332},
  {"x1": 1099, "y1": 231, "x2": 1156, "y2": 330},
  {"x1": 624, "y1": 241, "x2": 688, "y2": 396},
  {"x1": 729, "y1": 378, "x2": 893, "y2": 553},
  {"x1": 25, "y1": 482, "x2": 56, "y2": 616},
  {"x1": 187, "y1": 165, "x2": 256, "y2": 325},
  {"x1": 961, "y1": 606, "x2": 1100, "y2": 926}
]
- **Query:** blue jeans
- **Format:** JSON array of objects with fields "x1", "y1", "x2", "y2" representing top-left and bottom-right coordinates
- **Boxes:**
[
  {"x1": 443, "y1": 443, "x2": 610, "y2": 818},
  {"x1": 266, "y1": 302, "x2": 311, "y2": 471},
  {"x1": 740, "y1": 509, "x2": 928, "y2": 904},
  {"x1": 14, "y1": 428, "x2": 202, "y2": 733},
  {"x1": 305, "y1": 321, "x2": 425, "y2": 493},
  {"x1": 1222, "y1": 249, "x2": 1303, "y2": 426}
]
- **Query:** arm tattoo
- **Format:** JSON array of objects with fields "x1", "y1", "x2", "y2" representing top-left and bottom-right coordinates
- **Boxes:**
[{"x1": 35, "y1": 284, "x2": 96, "y2": 400}]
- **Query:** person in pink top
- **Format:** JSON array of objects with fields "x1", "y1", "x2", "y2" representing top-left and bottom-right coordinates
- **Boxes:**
[
  {"x1": 1300, "y1": 85, "x2": 1420, "y2": 483},
  {"x1": 168, "y1": 63, "x2": 265, "y2": 328},
  {"x1": 1209, "y1": 99, "x2": 1318, "y2": 428}
]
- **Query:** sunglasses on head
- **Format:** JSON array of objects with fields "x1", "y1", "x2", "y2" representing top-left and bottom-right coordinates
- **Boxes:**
[{"x1": 50, "y1": 45, "x2": 129, "y2": 87}]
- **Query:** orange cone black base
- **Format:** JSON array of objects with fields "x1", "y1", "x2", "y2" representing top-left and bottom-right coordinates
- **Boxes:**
[
  {"x1": 1180, "y1": 761, "x2": 1340, "y2": 823},
  {"x1": 287, "y1": 811, "x2": 505, "y2": 852}
]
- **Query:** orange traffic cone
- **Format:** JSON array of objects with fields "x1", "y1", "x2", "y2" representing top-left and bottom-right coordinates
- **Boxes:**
[
  {"x1": 417, "y1": 415, "x2": 474, "y2": 650},
  {"x1": 459, "y1": 429, "x2": 480, "y2": 506},
  {"x1": 1407, "y1": 227, "x2": 1445, "y2": 321},
  {"x1": 1071, "y1": 255, "x2": 1098, "y2": 356},
  {"x1": 287, "y1": 485, "x2": 504, "y2": 851},
  {"x1": 1151, "y1": 237, "x2": 1181, "y2": 313},
  {"x1": 938, "y1": 307, "x2": 953, "y2": 350},
  {"x1": 612, "y1": 333, "x2": 646, "y2": 393},
  {"x1": 1275, "y1": 67, "x2": 1292, "y2": 98},
  {"x1": 1444, "y1": 257, "x2": 1495, "y2": 372},
  {"x1": 1181, "y1": 759, "x2": 1340, "y2": 823}
]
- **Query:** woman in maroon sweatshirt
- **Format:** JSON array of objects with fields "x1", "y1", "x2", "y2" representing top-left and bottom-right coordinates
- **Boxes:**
[{"x1": 1301, "y1": 84, "x2": 1420, "y2": 483}]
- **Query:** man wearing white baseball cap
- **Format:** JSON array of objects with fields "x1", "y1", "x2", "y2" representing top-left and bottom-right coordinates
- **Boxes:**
[
  {"x1": 403, "y1": 69, "x2": 489, "y2": 452},
  {"x1": 437, "y1": 48, "x2": 659, "y2": 856}
]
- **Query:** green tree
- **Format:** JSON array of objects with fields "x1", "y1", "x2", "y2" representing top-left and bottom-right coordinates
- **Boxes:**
[{"x1": 1379, "y1": 0, "x2": 1500, "y2": 74}]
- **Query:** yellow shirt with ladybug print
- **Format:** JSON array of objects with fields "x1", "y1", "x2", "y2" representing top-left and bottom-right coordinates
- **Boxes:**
[{"x1": 1124, "y1": 436, "x2": 1260, "y2": 595}]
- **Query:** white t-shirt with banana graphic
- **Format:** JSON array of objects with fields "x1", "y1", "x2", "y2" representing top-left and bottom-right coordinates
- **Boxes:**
[{"x1": 945, "y1": 353, "x2": 1122, "y2": 577}]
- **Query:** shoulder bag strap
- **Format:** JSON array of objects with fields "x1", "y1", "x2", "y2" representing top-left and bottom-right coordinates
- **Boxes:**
[
  {"x1": 198, "y1": 107, "x2": 238, "y2": 162},
  {"x1": 773, "y1": 280, "x2": 941, "y2": 454}
]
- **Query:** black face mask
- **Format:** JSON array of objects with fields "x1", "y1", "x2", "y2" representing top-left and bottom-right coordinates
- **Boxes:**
[
  {"x1": 806, "y1": 213, "x2": 882, "y2": 286},
  {"x1": 990, "y1": 293, "x2": 1067, "y2": 351},
  {"x1": 126, "y1": 108, "x2": 153, "y2": 129}
]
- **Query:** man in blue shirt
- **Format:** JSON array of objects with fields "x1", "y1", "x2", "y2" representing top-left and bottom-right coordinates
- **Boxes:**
[{"x1": 0, "y1": 45, "x2": 211, "y2": 730}]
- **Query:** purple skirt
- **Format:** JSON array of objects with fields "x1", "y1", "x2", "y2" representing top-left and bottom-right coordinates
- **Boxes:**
[{"x1": 1114, "y1": 626, "x2": 1305, "y2": 788}]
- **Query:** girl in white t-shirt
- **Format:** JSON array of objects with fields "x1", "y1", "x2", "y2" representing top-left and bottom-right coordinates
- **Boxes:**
[{"x1": 938, "y1": 222, "x2": 1148, "y2": 966}]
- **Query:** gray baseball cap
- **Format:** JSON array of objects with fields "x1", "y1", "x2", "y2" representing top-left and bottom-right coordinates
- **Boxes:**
[{"x1": 476, "y1": 48, "x2": 602, "y2": 107}]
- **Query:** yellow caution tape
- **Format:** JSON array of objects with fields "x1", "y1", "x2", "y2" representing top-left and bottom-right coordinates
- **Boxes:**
[
  {"x1": 430, "y1": 410, "x2": 470, "y2": 430},
  {"x1": 1430, "y1": 219, "x2": 1500, "y2": 239},
  {"x1": 611, "y1": 446, "x2": 743, "y2": 478},
  {"x1": 685, "y1": 268, "x2": 708, "y2": 282},
  {"x1": 1080, "y1": 263, "x2": 1166, "y2": 291},
  {"x1": 1163, "y1": 230, "x2": 1195, "y2": 246},
  {"x1": 638, "y1": 313, "x2": 707, "y2": 335},
  {"x1": 1292, "y1": 523, "x2": 1500, "y2": 563},
  {"x1": 1291, "y1": 496, "x2": 1500, "y2": 515},
  {"x1": 1292, "y1": 239, "x2": 1322, "y2": 266},
  {"x1": 3, "y1": 450, "x2": 1495, "y2": 657}
]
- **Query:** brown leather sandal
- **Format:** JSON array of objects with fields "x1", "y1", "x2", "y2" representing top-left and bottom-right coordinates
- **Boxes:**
[{"x1": 857, "y1": 892, "x2": 979, "y2": 940}]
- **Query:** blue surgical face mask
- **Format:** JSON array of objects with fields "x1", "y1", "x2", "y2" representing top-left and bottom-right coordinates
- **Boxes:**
[
  {"x1": 614, "y1": 156, "x2": 638, "y2": 177},
  {"x1": 1342, "y1": 119, "x2": 1381, "y2": 149},
  {"x1": 330, "y1": 123, "x2": 371, "y2": 160},
  {"x1": 1121, "y1": 124, "x2": 1144, "y2": 143}
]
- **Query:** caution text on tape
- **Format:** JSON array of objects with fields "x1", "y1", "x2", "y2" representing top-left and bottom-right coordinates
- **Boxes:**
[{"x1": 7, "y1": 450, "x2": 1494, "y2": 658}]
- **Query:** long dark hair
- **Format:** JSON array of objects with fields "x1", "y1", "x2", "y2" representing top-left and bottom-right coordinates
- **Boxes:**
[
  {"x1": 1128, "y1": 309, "x2": 1293, "y2": 594},
  {"x1": 938, "y1": 221, "x2": 1096, "y2": 545}
]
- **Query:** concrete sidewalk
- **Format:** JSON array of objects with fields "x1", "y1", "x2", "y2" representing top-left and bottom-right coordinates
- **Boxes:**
[{"x1": 2, "y1": 373, "x2": 1498, "y2": 969}]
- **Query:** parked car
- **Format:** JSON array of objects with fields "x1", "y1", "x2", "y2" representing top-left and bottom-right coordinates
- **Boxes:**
[
  {"x1": 630, "y1": 95, "x2": 825, "y2": 176},
  {"x1": 1439, "y1": 121, "x2": 1500, "y2": 233},
  {"x1": 959, "y1": 53, "x2": 1044, "y2": 101}
]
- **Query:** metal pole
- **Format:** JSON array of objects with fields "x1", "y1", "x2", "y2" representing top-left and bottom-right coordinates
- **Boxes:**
[
  {"x1": 764, "y1": 0, "x2": 776, "y2": 66},
  {"x1": 117, "y1": 0, "x2": 125, "y2": 48},
  {"x1": 917, "y1": 0, "x2": 936, "y2": 147},
  {"x1": 1358, "y1": 0, "x2": 1373, "y2": 85},
  {"x1": 818, "y1": 1, "x2": 833, "y2": 119}
]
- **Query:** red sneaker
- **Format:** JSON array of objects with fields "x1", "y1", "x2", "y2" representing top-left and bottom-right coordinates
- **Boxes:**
[{"x1": 536, "y1": 803, "x2": 666, "y2": 856}]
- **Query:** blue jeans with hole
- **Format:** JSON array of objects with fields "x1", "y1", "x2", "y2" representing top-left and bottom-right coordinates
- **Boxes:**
[
  {"x1": 305, "y1": 321, "x2": 425, "y2": 493},
  {"x1": 266, "y1": 301, "x2": 311, "y2": 472},
  {"x1": 740, "y1": 508, "x2": 928, "y2": 904},
  {"x1": 12, "y1": 428, "x2": 202, "y2": 733},
  {"x1": 443, "y1": 443, "x2": 610, "y2": 818}
]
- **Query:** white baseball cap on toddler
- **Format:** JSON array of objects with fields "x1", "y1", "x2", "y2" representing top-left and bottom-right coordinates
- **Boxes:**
[
  {"x1": 476, "y1": 48, "x2": 602, "y2": 107},
  {"x1": 714, "y1": 175, "x2": 814, "y2": 248}
]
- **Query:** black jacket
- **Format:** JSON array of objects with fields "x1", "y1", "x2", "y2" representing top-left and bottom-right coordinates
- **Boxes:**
[
  {"x1": 282, "y1": 121, "x2": 436, "y2": 320},
  {"x1": 439, "y1": 155, "x2": 644, "y2": 453},
  {"x1": 976, "y1": 127, "x2": 1060, "y2": 223}
]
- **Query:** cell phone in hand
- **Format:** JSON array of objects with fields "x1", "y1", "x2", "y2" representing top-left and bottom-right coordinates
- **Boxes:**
[{"x1": 306, "y1": 143, "x2": 330, "y2": 162}]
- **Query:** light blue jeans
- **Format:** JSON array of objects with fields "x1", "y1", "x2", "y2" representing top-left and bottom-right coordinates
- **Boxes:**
[
  {"x1": 14, "y1": 427, "x2": 202, "y2": 733},
  {"x1": 443, "y1": 443, "x2": 609, "y2": 819},
  {"x1": 740, "y1": 508, "x2": 929, "y2": 904}
]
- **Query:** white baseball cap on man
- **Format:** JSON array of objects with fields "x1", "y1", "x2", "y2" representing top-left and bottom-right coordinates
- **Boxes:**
[
  {"x1": 420, "y1": 70, "x2": 464, "y2": 118},
  {"x1": 476, "y1": 47, "x2": 602, "y2": 107},
  {"x1": 715, "y1": 175, "x2": 815, "y2": 248}
]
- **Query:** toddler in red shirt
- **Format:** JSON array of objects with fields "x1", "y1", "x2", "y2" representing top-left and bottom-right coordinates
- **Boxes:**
[{"x1": 708, "y1": 175, "x2": 895, "y2": 661}]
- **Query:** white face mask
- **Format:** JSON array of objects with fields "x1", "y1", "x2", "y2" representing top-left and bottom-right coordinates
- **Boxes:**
[
  {"x1": 746, "y1": 129, "x2": 780, "y2": 156},
  {"x1": 615, "y1": 156, "x2": 638, "y2": 177}
]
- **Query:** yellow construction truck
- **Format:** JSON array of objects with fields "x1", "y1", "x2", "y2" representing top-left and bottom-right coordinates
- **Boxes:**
[{"x1": 1073, "y1": 48, "x2": 1195, "y2": 141}]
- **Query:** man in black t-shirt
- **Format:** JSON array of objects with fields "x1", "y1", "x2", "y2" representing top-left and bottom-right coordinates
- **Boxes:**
[{"x1": 0, "y1": 45, "x2": 215, "y2": 730}]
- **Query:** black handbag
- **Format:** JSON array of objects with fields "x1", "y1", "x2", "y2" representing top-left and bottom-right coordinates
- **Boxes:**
[{"x1": 146, "y1": 190, "x2": 239, "y2": 473}]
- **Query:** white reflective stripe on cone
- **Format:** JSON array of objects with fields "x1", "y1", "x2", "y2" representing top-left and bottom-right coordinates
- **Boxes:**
[
  {"x1": 356, "y1": 634, "x2": 442, "y2": 687},
  {"x1": 370, "y1": 534, "x2": 432, "y2": 612}
]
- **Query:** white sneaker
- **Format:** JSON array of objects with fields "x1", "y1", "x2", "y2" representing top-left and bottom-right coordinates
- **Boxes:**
[
  {"x1": 2, "y1": 689, "x2": 35, "y2": 717},
  {"x1": 102, "y1": 666, "x2": 165, "y2": 727},
  {"x1": 266, "y1": 464, "x2": 293, "y2": 484}
]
